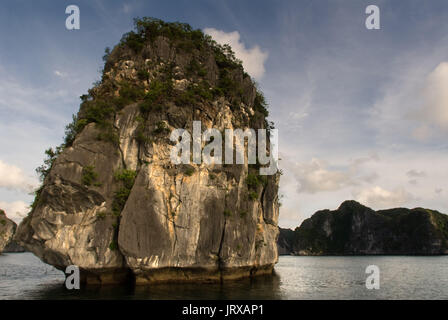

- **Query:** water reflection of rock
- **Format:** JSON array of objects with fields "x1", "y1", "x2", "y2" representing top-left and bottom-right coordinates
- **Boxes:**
[
  {"x1": 132, "y1": 272, "x2": 283, "y2": 299},
  {"x1": 34, "y1": 272, "x2": 283, "y2": 300}
]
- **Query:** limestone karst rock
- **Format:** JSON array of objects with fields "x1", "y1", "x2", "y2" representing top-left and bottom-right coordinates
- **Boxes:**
[
  {"x1": 0, "y1": 209, "x2": 16, "y2": 254},
  {"x1": 16, "y1": 18, "x2": 280, "y2": 284},
  {"x1": 282, "y1": 200, "x2": 448, "y2": 255},
  {"x1": 277, "y1": 227, "x2": 294, "y2": 255}
]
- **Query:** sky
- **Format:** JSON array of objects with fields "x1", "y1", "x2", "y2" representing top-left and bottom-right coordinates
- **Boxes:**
[{"x1": 0, "y1": 0, "x2": 448, "y2": 228}]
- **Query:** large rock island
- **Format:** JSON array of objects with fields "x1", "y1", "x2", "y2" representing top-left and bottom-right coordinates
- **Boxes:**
[
  {"x1": 279, "y1": 200, "x2": 448, "y2": 255},
  {"x1": 15, "y1": 18, "x2": 280, "y2": 284}
]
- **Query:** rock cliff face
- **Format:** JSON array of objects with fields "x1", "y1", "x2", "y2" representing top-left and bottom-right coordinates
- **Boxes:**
[
  {"x1": 16, "y1": 18, "x2": 280, "y2": 284},
  {"x1": 283, "y1": 201, "x2": 448, "y2": 255},
  {"x1": 0, "y1": 209, "x2": 16, "y2": 254},
  {"x1": 277, "y1": 227, "x2": 294, "y2": 255}
]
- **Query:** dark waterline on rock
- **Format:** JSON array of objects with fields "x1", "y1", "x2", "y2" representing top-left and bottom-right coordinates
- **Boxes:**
[{"x1": 1, "y1": 252, "x2": 448, "y2": 299}]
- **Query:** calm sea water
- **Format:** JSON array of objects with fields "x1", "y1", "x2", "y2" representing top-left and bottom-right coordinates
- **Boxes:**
[{"x1": 1, "y1": 252, "x2": 447, "y2": 299}]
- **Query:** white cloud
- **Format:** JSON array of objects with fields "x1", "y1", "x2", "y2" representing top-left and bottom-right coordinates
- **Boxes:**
[
  {"x1": 293, "y1": 158, "x2": 354, "y2": 193},
  {"x1": 291, "y1": 156, "x2": 379, "y2": 194},
  {"x1": 0, "y1": 160, "x2": 38, "y2": 193},
  {"x1": 353, "y1": 186, "x2": 413, "y2": 209},
  {"x1": 54, "y1": 70, "x2": 66, "y2": 78},
  {"x1": 0, "y1": 75, "x2": 72, "y2": 124},
  {"x1": 203, "y1": 28, "x2": 268, "y2": 80},
  {"x1": 0, "y1": 200, "x2": 29, "y2": 224}
]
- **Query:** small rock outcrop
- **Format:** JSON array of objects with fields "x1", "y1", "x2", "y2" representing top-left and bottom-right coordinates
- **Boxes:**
[
  {"x1": 0, "y1": 209, "x2": 16, "y2": 254},
  {"x1": 285, "y1": 200, "x2": 448, "y2": 255},
  {"x1": 16, "y1": 18, "x2": 280, "y2": 284}
]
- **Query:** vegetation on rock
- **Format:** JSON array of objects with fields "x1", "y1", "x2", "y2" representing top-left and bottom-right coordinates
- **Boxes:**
[
  {"x1": 112, "y1": 169, "x2": 137, "y2": 216},
  {"x1": 279, "y1": 201, "x2": 448, "y2": 255},
  {"x1": 32, "y1": 17, "x2": 272, "y2": 211},
  {"x1": 18, "y1": 17, "x2": 279, "y2": 284},
  {"x1": 81, "y1": 165, "x2": 101, "y2": 187}
]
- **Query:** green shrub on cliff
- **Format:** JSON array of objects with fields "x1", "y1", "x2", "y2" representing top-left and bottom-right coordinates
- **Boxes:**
[
  {"x1": 184, "y1": 167, "x2": 195, "y2": 176},
  {"x1": 153, "y1": 121, "x2": 169, "y2": 135},
  {"x1": 223, "y1": 209, "x2": 232, "y2": 217},
  {"x1": 118, "y1": 82, "x2": 145, "y2": 103},
  {"x1": 246, "y1": 173, "x2": 267, "y2": 190},
  {"x1": 253, "y1": 92, "x2": 269, "y2": 118},
  {"x1": 174, "y1": 81, "x2": 214, "y2": 107},
  {"x1": 114, "y1": 169, "x2": 137, "y2": 189},
  {"x1": 122, "y1": 31, "x2": 145, "y2": 53},
  {"x1": 109, "y1": 241, "x2": 118, "y2": 251},
  {"x1": 112, "y1": 169, "x2": 137, "y2": 216},
  {"x1": 30, "y1": 186, "x2": 43, "y2": 211},
  {"x1": 137, "y1": 69, "x2": 150, "y2": 81},
  {"x1": 82, "y1": 99, "x2": 115, "y2": 124},
  {"x1": 64, "y1": 115, "x2": 88, "y2": 147},
  {"x1": 96, "y1": 123, "x2": 120, "y2": 146},
  {"x1": 248, "y1": 191, "x2": 258, "y2": 201},
  {"x1": 122, "y1": 18, "x2": 212, "y2": 51},
  {"x1": 82, "y1": 165, "x2": 101, "y2": 187},
  {"x1": 139, "y1": 78, "x2": 172, "y2": 114},
  {"x1": 36, "y1": 147, "x2": 61, "y2": 182}
]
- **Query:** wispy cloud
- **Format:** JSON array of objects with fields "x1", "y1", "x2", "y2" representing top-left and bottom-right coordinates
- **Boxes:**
[
  {"x1": 290, "y1": 155, "x2": 379, "y2": 194},
  {"x1": 0, "y1": 74, "x2": 72, "y2": 124},
  {"x1": 353, "y1": 186, "x2": 414, "y2": 209},
  {"x1": 54, "y1": 70, "x2": 67, "y2": 78},
  {"x1": 204, "y1": 28, "x2": 268, "y2": 80},
  {"x1": 411, "y1": 62, "x2": 448, "y2": 138},
  {"x1": 0, "y1": 160, "x2": 38, "y2": 193},
  {"x1": 0, "y1": 200, "x2": 30, "y2": 224},
  {"x1": 369, "y1": 58, "x2": 448, "y2": 148},
  {"x1": 293, "y1": 158, "x2": 355, "y2": 193}
]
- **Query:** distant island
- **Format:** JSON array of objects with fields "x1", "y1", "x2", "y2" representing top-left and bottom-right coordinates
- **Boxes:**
[
  {"x1": 278, "y1": 200, "x2": 448, "y2": 255},
  {"x1": 0, "y1": 209, "x2": 25, "y2": 254},
  {"x1": 0, "y1": 209, "x2": 15, "y2": 254}
]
